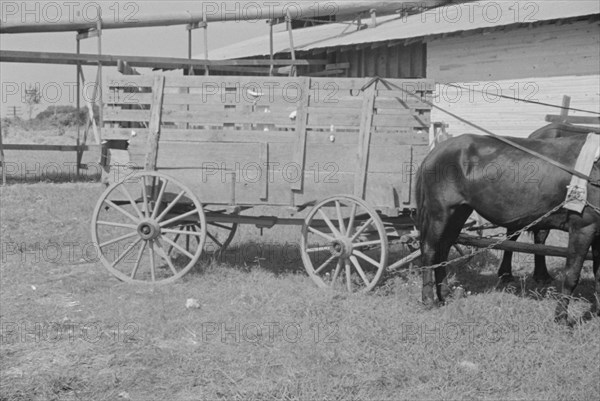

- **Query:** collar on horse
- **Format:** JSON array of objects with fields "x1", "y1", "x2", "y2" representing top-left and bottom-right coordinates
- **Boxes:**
[{"x1": 361, "y1": 77, "x2": 600, "y2": 187}]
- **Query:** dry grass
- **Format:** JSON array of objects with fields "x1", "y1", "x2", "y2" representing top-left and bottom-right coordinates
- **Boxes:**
[{"x1": 1, "y1": 183, "x2": 599, "y2": 400}]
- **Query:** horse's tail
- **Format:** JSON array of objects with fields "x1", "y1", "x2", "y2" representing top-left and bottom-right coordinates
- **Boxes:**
[{"x1": 415, "y1": 161, "x2": 428, "y2": 243}]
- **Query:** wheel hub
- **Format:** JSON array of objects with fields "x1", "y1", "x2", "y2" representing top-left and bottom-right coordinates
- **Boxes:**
[
  {"x1": 330, "y1": 237, "x2": 353, "y2": 259},
  {"x1": 137, "y1": 219, "x2": 161, "y2": 240}
]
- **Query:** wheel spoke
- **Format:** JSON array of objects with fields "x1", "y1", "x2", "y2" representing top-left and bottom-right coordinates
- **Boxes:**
[
  {"x1": 352, "y1": 239, "x2": 382, "y2": 249},
  {"x1": 206, "y1": 231, "x2": 223, "y2": 248},
  {"x1": 160, "y1": 209, "x2": 200, "y2": 228},
  {"x1": 151, "y1": 178, "x2": 167, "y2": 219},
  {"x1": 353, "y1": 249, "x2": 382, "y2": 269},
  {"x1": 156, "y1": 190, "x2": 186, "y2": 222},
  {"x1": 335, "y1": 200, "x2": 346, "y2": 235},
  {"x1": 99, "y1": 231, "x2": 139, "y2": 248},
  {"x1": 149, "y1": 240, "x2": 156, "y2": 282},
  {"x1": 318, "y1": 209, "x2": 341, "y2": 237},
  {"x1": 118, "y1": 184, "x2": 145, "y2": 220},
  {"x1": 155, "y1": 238, "x2": 178, "y2": 276},
  {"x1": 351, "y1": 217, "x2": 374, "y2": 242},
  {"x1": 110, "y1": 237, "x2": 142, "y2": 268},
  {"x1": 330, "y1": 259, "x2": 342, "y2": 286},
  {"x1": 167, "y1": 226, "x2": 183, "y2": 256},
  {"x1": 185, "y1": 226, "x2": 190, "y2": 251},
  {"x1": 315, "y1": 253, "x2": 337, "y2": 275},
  {"x1": 97, "y1": 221, "x2": 137, "y2": 229},
  {"x1": 104, "y1": 199, "x2": 140, "y2": 224},
  {"x1": 308, "y1": 226, "x2": 336, "y2": 242},
  {"x1": 306, "y1": 245, "x2": 331, "y2": 254},
  {"x1": 141, "y1": 174, "x2": 150, "y2": 218},
  {"x1": 345, "y1": 261, "x2": 352, "y2": 292},
  {"x1": 350, "y1": 255, "x2": 371, "y2": 286},
  {"x1": 161, "y1": 235, "x2": 195, "y2": 259},
  {"x1": 130, "y1": 241, "x2": 147, "y2": 279},
  {"x1": 346, "y1": 203, "x2": 358, "y2": 236}
]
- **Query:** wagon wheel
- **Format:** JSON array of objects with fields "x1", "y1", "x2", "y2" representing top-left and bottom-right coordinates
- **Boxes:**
[
  {"x1": 91, "y1": 171, "x2": 207, "y2": 284},
  {"x1": 301, "y1": 195, "x2": 388, "y2": 292}
]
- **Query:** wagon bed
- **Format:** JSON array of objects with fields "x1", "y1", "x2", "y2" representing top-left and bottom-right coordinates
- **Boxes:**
[{"x1": 92, "y1": 75, "x2": 434, "y2": 290}]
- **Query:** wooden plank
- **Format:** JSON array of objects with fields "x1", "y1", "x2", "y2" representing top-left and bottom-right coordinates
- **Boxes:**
[
  {"x1": 545, "y1": 115, "x2": 600, "y2": 125},
  {"x1": 0, "y1": 50, "x2": 327, "y2": 68},
  {"x1": 456, "y1": 234, "x2": 594, "y2": 260},
  {"x1": 160, "y1": 128, "x2": 296, "y2": 143},
  {"x1": 311, "y1": 77, "x2": 435, "y2": 91},
  {"x1": 354, "y1": 81, "x2": 377, "y2": 199},
  {"x1": 144, "y1": 75, "x2": 166, "y2": 171},
  {"x1": 260, "y1": 143, "x2": 269, "y2": 200},
  {"x1": 0, "y1": 144, "x2": 96, "y2": 151},
  {"x1": 291, "y1": 77, "x2": 310, "y2": 191}
]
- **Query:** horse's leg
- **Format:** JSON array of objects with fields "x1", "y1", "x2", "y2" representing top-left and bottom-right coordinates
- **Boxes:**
[
  {"x1": 555, "y1": 226, "x2": 596, "y2": 325},
  {"x1": 497, "y1": 229, "x2": 517, "y2": 283},
  {"x1": 421, "y1": 219, "x2": 446, "y2": 307},
  {"x1": 432, "y1": 205, "x2": 474, "y2": 303},
  {"x1": 532, "y1": 229, "x2": 553, "y2": 283}
]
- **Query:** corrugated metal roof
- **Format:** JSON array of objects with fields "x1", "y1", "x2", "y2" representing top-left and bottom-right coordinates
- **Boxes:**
[{"x1": 204, "y1": 0, "x2": 599, "y2": 60}]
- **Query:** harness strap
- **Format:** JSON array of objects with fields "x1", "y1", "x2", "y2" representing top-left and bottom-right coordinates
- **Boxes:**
[{"x1": 362, "y1": 77, "x2": 600, "y2": 186}]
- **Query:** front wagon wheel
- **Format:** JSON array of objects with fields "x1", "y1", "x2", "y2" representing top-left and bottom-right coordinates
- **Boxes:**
[
  {"x1": 301, "y1": 195, "x2": 388, "y2": 293},
  {"x1": 91, "y1": 171, "x2": 207, "y2": 284}
]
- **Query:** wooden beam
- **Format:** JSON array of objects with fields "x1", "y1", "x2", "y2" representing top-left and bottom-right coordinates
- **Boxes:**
[
  {"x1": 546, "y1": 115, "x2": 600, "y2": 125},
  {"x1": 0, "y1": 144, "x2": 98, "y2": 151},
  {"x1": 0, "y1": 50, "x2": 328, "y2": 68},
  {"x1": 354, "y1": 80, "x2": 377, "y2": 199},
  {"x1": 291, "y1": 77, "x2": 310, "y2": 191},
  {"x1": 456, "y1": 234, "x2": 594, "y2": 260},
  {"x1": 144, "y1": 76, "x2": 166, "y2": 171}
]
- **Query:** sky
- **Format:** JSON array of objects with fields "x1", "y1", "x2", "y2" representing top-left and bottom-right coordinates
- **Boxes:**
[{"x1": 0, "y1": 1, "x2": 275, "y2": 117}]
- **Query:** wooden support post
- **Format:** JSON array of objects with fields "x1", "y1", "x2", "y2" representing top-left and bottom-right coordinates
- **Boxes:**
[
  {"x1": 203, "y1": 14, "x2": 209, "y2": 76},
  {"x1": 354, "y1": 80, "x2": 377, "y2": 199},
  {"x1": 291, "y1": 77, "x2": 310, "y2": 191},
  {"x1": 286, "y1": 11, "x2": 297, "y2": 77},
  {"x1": 96, "y1": 19, "x2": 103, "y2": 139},
  {"x1": 0, "y1": 129, "x2": 6, "y2": 186},
  {"x1": 269, "y1": 19, "x2": 275, "y2": 76},
  {"x1": 144, "y1": 76, "x2": 166, "y2": 171},
  {"x1": 76, "y1": 33, "x2": 82, "y2": 177},
  {"x1": 260, "y1": 142, "x2": 269, "y2": 200},
  {"x1": 560, "y1": 95, "x2": 571, "y2": 122}
]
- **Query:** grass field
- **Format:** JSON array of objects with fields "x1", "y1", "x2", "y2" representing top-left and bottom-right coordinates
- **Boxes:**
[{"x1": 1, "y1": 179, "x2": 599, "y2": 401}]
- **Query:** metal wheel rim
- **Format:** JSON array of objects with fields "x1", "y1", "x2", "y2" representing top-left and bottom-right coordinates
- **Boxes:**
[
  {"x1": 301, "y1": 195, "x2": 388, "y2": 293},
  {"x1": 91, "y1": 171, "x2": 207, "y2": 284}
]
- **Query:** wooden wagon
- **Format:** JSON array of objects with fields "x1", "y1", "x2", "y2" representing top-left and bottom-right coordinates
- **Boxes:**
[{"x1": 91, "y1": 75, "x2": 433, "y2": 291}]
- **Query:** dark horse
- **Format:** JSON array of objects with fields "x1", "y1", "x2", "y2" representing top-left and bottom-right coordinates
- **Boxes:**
[
  {"x1": 498, "y1": 123, "x2": 600, "y2": 283},
  {"x1": 416, "y1": 133, "x2": 600, "y2": 324}
]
